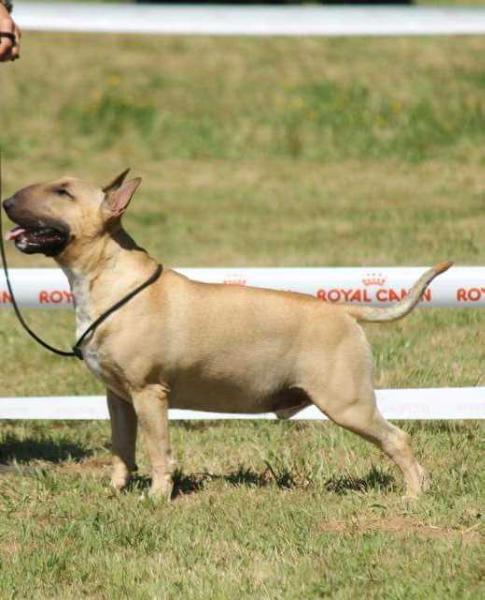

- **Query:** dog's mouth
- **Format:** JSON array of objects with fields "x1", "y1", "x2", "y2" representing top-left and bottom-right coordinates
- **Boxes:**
[{"x1": 5, "y1": 223, "x2": 70, "y2": 256}]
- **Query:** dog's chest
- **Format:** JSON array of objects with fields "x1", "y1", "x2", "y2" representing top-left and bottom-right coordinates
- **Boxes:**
[
  {"x1": 72, "y1": 281, "x2": 92, "y2": 340},
  {"x1": 62, "y1": 268, "x2": 92, "y2": 335},
  {"x1": 82, "y1": 346, "x2": 103, "y2": 379},
  {"x1": 63, "y1": 268, "x2": 104, "y2": 377}
]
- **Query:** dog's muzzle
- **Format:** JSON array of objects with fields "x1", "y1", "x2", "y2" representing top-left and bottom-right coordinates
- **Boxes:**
[{"x1": 2, "y1": 197, "x2": 70, "y2": 256}]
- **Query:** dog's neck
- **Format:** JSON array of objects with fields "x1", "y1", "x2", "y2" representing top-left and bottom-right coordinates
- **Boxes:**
[{"x1": 56, "y1": 227, "x2": 157, "y2": 336}]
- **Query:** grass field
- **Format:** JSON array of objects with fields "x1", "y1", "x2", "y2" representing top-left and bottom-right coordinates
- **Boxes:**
[{"x1": 0, "y1": 32, "x2": 484, "y2": 597}]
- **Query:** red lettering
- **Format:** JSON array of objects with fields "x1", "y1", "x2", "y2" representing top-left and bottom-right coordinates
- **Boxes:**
[
  {"x1": 318, "y1": 285, "x2": 441, "y2": 304},
  {"x1": 421, "y1": 289, "x2": 431, "y2": 302},
  {"x1": 327, "y1": 289, "x2": 341, "y2": 302},
  {"x1": 456, "y1": 288, "x2": 485, "y2": 302},
  {"x1": 38, "y1": 290, "x2": 73, "y2": 304},
  {"x1": 340, "y1": 289, "x2": 351, "y2": 302},
  {"x1": 468, "y1": 288, "x2": 481, "y2": 302},
  {"x1": 349, "y1": 289, "x2": 362, "y2": 303}
]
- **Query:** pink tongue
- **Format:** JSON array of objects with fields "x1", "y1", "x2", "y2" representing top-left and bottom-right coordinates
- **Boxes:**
[{"x1": 5, "y1": 227, "x2": 26, "y2": 241}]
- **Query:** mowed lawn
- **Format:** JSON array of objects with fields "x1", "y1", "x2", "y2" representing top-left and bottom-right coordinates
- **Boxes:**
[{"x1": 0, "y1": 33, "x2": 484, "y2": 598}]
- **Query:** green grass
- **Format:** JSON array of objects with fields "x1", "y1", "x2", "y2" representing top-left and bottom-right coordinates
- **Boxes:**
[
  {"x1": 0, "y1": 420, "x2": 483, "y2": 598},
  {"x1": 0, "y1": 32, "x2": 484, "y2": 597},
  {"x1": 3, "y1": 36, "x2": 485, "y2": 167}
]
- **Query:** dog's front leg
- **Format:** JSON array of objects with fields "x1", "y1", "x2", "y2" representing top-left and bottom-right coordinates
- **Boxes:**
[
  {"x1": 131, "y1": 384, "x2": 174, "y2": 500},
  {"x1": 107, "y1": 389, "x2": 138, "y2": 491}
]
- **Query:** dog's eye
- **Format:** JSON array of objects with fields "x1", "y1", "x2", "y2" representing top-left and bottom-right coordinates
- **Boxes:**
[{"x1": 55, "y1": 187, "x2": 74, "y2": 200}]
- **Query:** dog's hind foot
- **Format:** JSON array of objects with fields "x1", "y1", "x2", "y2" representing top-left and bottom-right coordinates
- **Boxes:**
[{"x1": 403, "y1": 464, "x2": 430, "y2": 500}]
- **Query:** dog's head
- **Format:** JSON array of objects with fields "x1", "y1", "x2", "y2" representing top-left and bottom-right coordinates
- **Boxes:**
[{"x1": 2, "y1": 170, "x2": 141, "y2": 259}]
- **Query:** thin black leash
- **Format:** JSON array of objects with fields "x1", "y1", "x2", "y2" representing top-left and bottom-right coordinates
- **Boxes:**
[{"x1": 0, "y1": 153, "x2": 163, "y2": 360}]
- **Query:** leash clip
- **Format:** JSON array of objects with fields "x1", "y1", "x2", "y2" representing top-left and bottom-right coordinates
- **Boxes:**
[{"x1": 72, "y1": 345, "x2": 84, "y2": 361}]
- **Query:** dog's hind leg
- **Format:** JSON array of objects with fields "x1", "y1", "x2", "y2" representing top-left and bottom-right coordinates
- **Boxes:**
[
  {"x1": 302, "y1": 344, "x2": 427, "y2": 498},
  {"x1": 310, "y1": 384, "x2": 426, "y2": 497},
  {"x1": 107, "y1": 389, "x2": 138, "y2": 491}
]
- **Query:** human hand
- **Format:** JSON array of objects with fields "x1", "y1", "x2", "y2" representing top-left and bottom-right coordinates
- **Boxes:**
[{"x1": 0, "y1": 4, "x2": 20, "y2": 62}]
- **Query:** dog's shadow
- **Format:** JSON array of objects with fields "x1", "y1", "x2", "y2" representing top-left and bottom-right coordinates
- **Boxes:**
[
  {"x1": 0, "y1": 433, "x2": 92, "y2": 468},
  {"x1": 0, "y1": 431, "x2": 396, "y2": 497},
  {"x1": 126, "y1": 464, "x2": 395, "y2": 499},
  {"x1": 124, "y1": 464, "x2": 297, "y2": 498},
  {"x1": 324, "y1": 466, "x2": 396, "y2": 495}
]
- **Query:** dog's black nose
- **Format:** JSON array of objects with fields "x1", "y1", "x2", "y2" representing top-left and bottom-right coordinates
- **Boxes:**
[{"x1": 2, "y1": 196, "x2": 15, "y2": 212}]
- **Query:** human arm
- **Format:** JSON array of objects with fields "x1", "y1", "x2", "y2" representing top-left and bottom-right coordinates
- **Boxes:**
[{"x1": 0, "y1": 1, "x2": 20, "y2": 62}]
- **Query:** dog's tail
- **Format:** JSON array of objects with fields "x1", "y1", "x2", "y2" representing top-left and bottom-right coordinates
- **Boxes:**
[{"x1": 345, "y1": 261, "x2": 453, "y2": 323}]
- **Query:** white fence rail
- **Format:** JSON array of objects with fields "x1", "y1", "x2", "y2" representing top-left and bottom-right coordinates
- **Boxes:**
[
  {"x1": 1, "y1": 266, "x2": 485, "y2": 309},
  {"x1": 1, "y1": 388, "x2": 484, "y2": 421},
  {"x1": 15, "y1": 4, "x2": 485, "y2": 37}
]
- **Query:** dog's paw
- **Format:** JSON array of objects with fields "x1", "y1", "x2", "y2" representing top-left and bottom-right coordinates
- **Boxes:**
[
  {"x1": 111, "y1": 479, "x2": 128, "y2": 492},
  {"x1": 147, "y1": 475, "x2": 174, "y2": 502},
  {"x1": 402, "y1": 466, "x2": 430, "y2": 501},
  {"x1": 111, "y1": 472, "x2": 131, "y2": 492}
]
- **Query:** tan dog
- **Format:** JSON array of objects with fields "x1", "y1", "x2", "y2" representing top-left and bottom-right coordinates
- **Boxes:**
[{"x1": 3, "y1": 171, "x2": 452, "y2": 499}]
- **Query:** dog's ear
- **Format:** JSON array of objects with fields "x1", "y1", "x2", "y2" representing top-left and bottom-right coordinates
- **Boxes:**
[
  {"x1": 102, "y1": 168, "x2": 131, "y2": 194},
  {"x1": 103, "y1": 177, "x2": 142, "y2": 218}
]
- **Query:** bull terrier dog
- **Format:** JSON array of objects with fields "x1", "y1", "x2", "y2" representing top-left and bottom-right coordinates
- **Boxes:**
[{"x1": 3, "y1": 170, "x2": 452, "y2": 499}]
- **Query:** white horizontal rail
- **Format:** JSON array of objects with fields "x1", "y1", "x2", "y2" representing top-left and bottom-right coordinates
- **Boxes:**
[
  {"x1": 15, "y1": 4, "x2": 485, "y2": 37},
  {"x1": 1, "y1": 267, "x2": 484, "y2": 309},
  {"x1": 1, "y1": 388, "x2": 483, "y2": 420}
]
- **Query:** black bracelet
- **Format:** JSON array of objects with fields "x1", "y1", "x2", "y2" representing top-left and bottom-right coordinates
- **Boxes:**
[{"x1": 0, "y1": 1, "x2": 13, "y2": 14}]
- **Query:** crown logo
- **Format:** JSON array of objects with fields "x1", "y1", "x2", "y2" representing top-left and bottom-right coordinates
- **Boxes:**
[
  {"x1": 362, "y1": 273, "x2": 386, "y2": 287},
  {"x1": 223, "y1": 275, "x2": 247, "y2": 286}
]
